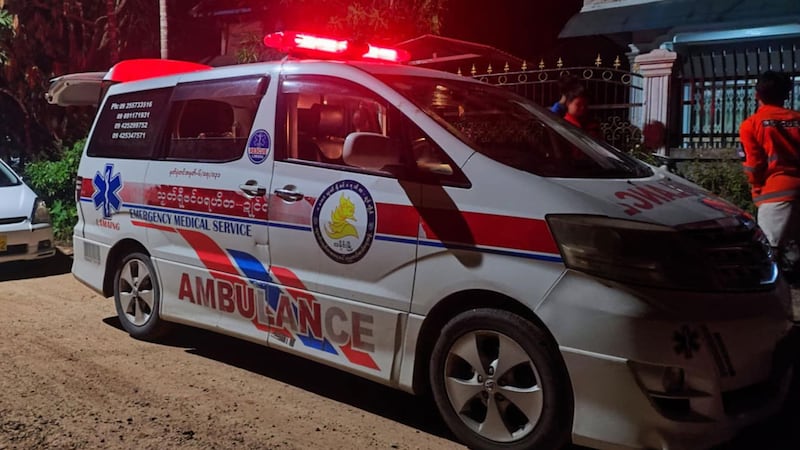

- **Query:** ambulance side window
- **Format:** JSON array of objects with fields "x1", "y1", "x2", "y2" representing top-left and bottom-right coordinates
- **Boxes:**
[
  {"x1": 279, "y1": 77, "x2": 387, "y2": 169},
  {"x1": 87, "y1": 88, "x2": 172, "y2": 159},
  {"x1": 277, "y1": 75, "x2": 465, "y2": 184},
  {"x1": 165, "y1": 76, "x2": 268, "y2": 162}
]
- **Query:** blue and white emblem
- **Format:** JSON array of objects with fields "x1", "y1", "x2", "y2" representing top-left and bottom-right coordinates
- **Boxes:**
[
  {"x1": 247, "y1": 129, "x2": 271, "y2": 164},
  {"x1": 92, "y1": 163, "x2": 123, "y2": 219}
]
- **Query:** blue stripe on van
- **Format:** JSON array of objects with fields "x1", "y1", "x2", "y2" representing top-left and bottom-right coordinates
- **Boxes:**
[
  {"x1": 122, "y1": 202, "x2": 268, "y2": 226},
  {"x1": 418, "y1": 239, "x2": 563, "y2": 263}
]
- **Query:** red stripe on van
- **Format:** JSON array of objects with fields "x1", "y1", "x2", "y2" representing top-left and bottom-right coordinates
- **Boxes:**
[
  {"x1": 420, "y1": 209, "x2": 559, "y2": 255},
  {"x1": 131, "y1": 220, "x2": 175, "y2": 233},
  {"x1": 177, "y1": 229, "x2": 240, "y2": 277}
]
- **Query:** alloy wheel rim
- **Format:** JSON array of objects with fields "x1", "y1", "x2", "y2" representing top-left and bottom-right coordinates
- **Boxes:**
[
  {"x1": 118, "y1": 259, "x2": 155, "y2": 326},
  {"x1": 443, "y1": 330, "x2": 543, "y2": 443}
]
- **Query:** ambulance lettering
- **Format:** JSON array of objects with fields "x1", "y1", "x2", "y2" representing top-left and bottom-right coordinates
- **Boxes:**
[
  {"x1": 177, "y1": 273, "x2": 375, "y2": 353},
  {"x1": 148, "y1": 184, "x2": 266, "y2": 219},
  {"x1": 95, "y1": 218, "x2": 120, "y2": 230},
  {"x1": 212, "y1": 220, "x2": 252, "y2": 236},
  {"x1": 615, "y1": 182, "x2": 695, "y2": 216},
  {"x1": 130, "y1": 208, "x2": 172, "y2": 225}
]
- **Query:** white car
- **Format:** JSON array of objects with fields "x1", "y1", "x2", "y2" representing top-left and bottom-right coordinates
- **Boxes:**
[
  {"x1": 47, "y1": 31, "x2": 797, "y2": 450},
  {"x1": 0, "y1": 158, "x2": 56, "y2": 264}
]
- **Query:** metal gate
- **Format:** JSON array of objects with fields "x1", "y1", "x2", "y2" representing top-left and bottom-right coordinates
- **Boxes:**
[
  {"x1": 463, "y1": 56, "x2": 644, "y2": 151},
  {"x1": 678, "y1": 39, "x2": 800, "y2": 149}
]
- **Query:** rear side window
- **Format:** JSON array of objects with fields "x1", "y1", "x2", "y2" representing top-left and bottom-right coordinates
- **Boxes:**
[
  {"x1": 165, "y1": 76, "x2": 268, "y2": 162},
  {"x1": 87, "y1": 88, "x2": 172, "y2": 159}
]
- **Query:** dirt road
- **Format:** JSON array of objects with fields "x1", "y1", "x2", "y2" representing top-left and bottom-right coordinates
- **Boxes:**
[
  {"x1": 0, "y1": 252, "x2": 463, "y2": 450},
  {"x1": 0, "y1": 252, "x2": 797, "y2": 450}
]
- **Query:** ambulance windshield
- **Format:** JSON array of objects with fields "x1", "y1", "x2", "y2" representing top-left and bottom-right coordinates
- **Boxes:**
[{"x1": 378, "y1": 75, "x2": 653, "y2": 179}]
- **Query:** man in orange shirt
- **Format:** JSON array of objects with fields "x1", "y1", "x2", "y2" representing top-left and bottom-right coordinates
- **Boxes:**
[{"x1": 740, "y1": 71, "x2": 800, "y2": 277}]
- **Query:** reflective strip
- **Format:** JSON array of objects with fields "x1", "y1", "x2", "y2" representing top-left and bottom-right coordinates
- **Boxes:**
[
  {"x1": 742, "y1": 165, "x2": 757, "y2": 173},
  {"x1": 754, "y1": 189, "x2": 800, "y2": 203},
  {"x1": 762, "y1": 119, "x2": 800, "y2": 128}
]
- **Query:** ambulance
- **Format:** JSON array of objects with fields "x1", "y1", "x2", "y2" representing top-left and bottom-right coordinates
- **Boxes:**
[{"x1": 48, "y1": 31, "x2": 797, "y2": 450}]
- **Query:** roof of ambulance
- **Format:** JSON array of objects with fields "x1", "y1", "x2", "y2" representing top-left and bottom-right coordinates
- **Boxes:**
[{"x1": 151, "y1": 58, "x2": 473, "y2": 84}]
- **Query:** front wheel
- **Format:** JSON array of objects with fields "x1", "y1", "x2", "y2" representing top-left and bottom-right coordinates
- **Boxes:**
[
  {"x1": 113, "y1": 252, "x2": 170, "y2": 341},
  {"x1": 429, "y1": 308, "x2": 573, "y2": 450}
]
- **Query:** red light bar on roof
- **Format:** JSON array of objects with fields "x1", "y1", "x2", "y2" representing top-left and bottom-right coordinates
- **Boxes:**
[
  {"x1": 105, "y1": 59, "x2": 211, "y2": 83},
  {"x1": 263, "y1": 31, "x2": 410, "y2": 63}
]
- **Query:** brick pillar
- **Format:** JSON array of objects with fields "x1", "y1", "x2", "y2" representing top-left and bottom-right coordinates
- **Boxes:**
[{"x1": 635, "y1": 49, "x2": 678, "y2": 155}]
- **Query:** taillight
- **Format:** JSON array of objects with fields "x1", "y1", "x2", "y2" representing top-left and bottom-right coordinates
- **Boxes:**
[{"x1": 75, "y1": 176, "x2": 82, "y2": 203}]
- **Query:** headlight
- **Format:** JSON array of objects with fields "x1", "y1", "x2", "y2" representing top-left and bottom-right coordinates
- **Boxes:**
[
  {"x1": 31, "y1": 198, "x2": 51, "y2": 224},
  {"x1": 546, "y1": 214, "x2": 709, "y2": 290}
]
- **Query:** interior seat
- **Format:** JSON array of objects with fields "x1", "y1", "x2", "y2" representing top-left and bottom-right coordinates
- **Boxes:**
[{"x1": 311, "y1": 103, "x2": 346, "y2": 164}]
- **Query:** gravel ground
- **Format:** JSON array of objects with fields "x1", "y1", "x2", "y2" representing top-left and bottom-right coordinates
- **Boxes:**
[{"x1": 0, "y1": 250, "x2": 797, "y2": 449}]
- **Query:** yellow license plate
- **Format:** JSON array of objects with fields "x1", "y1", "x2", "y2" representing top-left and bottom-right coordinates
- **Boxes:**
[{"x1": 0, "y1": 234, "x2": 6, "y2": 252}]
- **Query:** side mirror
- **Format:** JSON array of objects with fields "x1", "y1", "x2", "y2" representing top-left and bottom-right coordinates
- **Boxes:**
[{"x1": 342, "y1": 132, "x2": 400, "y2": 171}]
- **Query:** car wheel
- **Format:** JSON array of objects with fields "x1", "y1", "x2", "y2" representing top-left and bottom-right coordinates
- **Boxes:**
[
  {"x1": 113, "y1": 252, "x2": 170, "y2": 340},
  {"x1": 430, "y1": 308, "x2": 572, "y2": 450}
]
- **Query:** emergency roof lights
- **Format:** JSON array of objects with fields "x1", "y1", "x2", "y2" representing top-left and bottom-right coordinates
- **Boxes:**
[
  {"x1": 263, "y1": 31, "x2": 410, "y2": 63},
  {"x1": 105, "y1": 59, "x2": 211, "y2": 83}
]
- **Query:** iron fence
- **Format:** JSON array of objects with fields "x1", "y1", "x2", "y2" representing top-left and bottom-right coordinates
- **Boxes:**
[
  {"x1": 464, "y1": 57, "x2": 644, "y2": 151},
  {"x1": 679, "y1": 40, "x2": 800, "y2": 149}
]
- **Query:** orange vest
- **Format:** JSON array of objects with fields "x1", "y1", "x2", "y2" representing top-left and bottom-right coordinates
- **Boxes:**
[{"x1": 740, "y1": 104, "x2": 800, "y2": 206}]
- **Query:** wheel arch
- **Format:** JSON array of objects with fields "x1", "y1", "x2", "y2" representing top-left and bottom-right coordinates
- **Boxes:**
[
  {"x1": 410, "y1": 289, "x2": 561, "y2": 395},
  {"x1": 102, "y1": 238, "x2": 150, "y2": 297}
]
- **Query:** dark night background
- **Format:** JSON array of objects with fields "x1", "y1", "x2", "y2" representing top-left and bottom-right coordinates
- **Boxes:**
[
  {"x1": 442, "y1": 0, "x2": 629, "y2": 68},
  {"x1": 444, "y1": 0, "x2": 582, "y2": 60},
  {"x1": 174, "y1": 0, "x2": 628, "y2": 69}
]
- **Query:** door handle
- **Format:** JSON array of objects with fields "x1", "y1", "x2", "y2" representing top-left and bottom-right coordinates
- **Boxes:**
[
  {"x1": 274, "y1": 187, "x2": 304, "y2": 202},
  {"x1": 240, "y1": 180, "x2": 266, "y2": 197}
]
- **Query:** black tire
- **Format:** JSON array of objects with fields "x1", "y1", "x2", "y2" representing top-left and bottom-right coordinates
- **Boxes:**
[
  {"x1": 113, "y1": 252, "x2": 170, "y2": 341},
  {"x1": 429, "y1": 308, "x2": 573, "y2": 450}
]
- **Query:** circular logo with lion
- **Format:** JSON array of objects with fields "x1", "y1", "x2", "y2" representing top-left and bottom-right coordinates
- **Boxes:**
[{"x1": 312, "y1": 180, "x2": 376, "y2": 264}]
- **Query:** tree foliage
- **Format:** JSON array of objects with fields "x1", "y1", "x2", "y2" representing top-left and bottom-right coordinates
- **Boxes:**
[
  {"x1": 232, "y1": 0, "x2": 447, "y2": 62},
  {"x1": 0, "y1": 1, "x2": 159, "y2": 160},
  {"x1": 678, "y1": 161, "x2": 755, "y2": 215},
  {"x1": 23, "y1": 138, "x2": 84, "y2": 240},
  {"x1": 279, "y1": 0, "x2": 447, "y2": 43},
  {"x1": 0, "y1": 0, "x2": 447, "y2": 161}
]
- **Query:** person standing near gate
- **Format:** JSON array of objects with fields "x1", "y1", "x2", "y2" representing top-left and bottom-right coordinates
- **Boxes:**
[
  {"x1": 563, "y1": 85, "x2": 602, "y2": 139},
  {"x1": 550, "y1": 74, "x2": 581, "y2": 117},
  {"x1": 740, "y1": 70, "x2": 800, "y2": 279}
]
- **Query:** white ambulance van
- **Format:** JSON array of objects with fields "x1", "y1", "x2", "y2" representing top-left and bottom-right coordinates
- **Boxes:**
[{"x1": 49, "y1": 31, "x2": 797, "y2": 450}]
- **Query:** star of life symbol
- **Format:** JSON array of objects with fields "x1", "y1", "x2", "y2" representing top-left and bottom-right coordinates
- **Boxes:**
[
  {"x1": 673, "y1": 325, "x2": 700, "y2": 359},
  {"x1": 93, "y1": 163, "x2": 123, "y2": 219}
]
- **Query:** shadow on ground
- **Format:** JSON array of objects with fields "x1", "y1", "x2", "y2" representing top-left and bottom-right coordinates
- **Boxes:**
[
  {"x1": 0, "y1": 249, "x2": 72, "y2": 282},
  {"x1": 101, "y1": 316, "x2": 800, "y2": 450},
  {"x1": 102, "y1": 317, "x2": 460, "y2": 444}
]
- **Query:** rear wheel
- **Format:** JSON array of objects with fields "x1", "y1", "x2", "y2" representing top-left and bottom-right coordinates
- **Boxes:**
[
  {"x1": 429, "y1": 308, "x2": 572, "y2": 450},
  {"x1": 113, "y1": 252, "x2": 170, "y2": 340}
]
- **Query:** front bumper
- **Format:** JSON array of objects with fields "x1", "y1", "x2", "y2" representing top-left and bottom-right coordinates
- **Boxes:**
[
  {"x1": 537, "y1": 271, "x2": 797, "y2": 450},
  {"x1": 0, "y1": 222, "x2": 56, "y2": 264},
  {"x1": 564, "y1": 334, "x2": 794, "y2": 450}
]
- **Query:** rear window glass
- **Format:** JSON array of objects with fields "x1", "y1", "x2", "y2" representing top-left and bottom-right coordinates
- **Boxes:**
[
  {"x1": 87, "y1": 88, "x2": 172, "y2": 159},
  {"x1": 165, "y1": 76, "x2": 268, "y2": 162}
]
